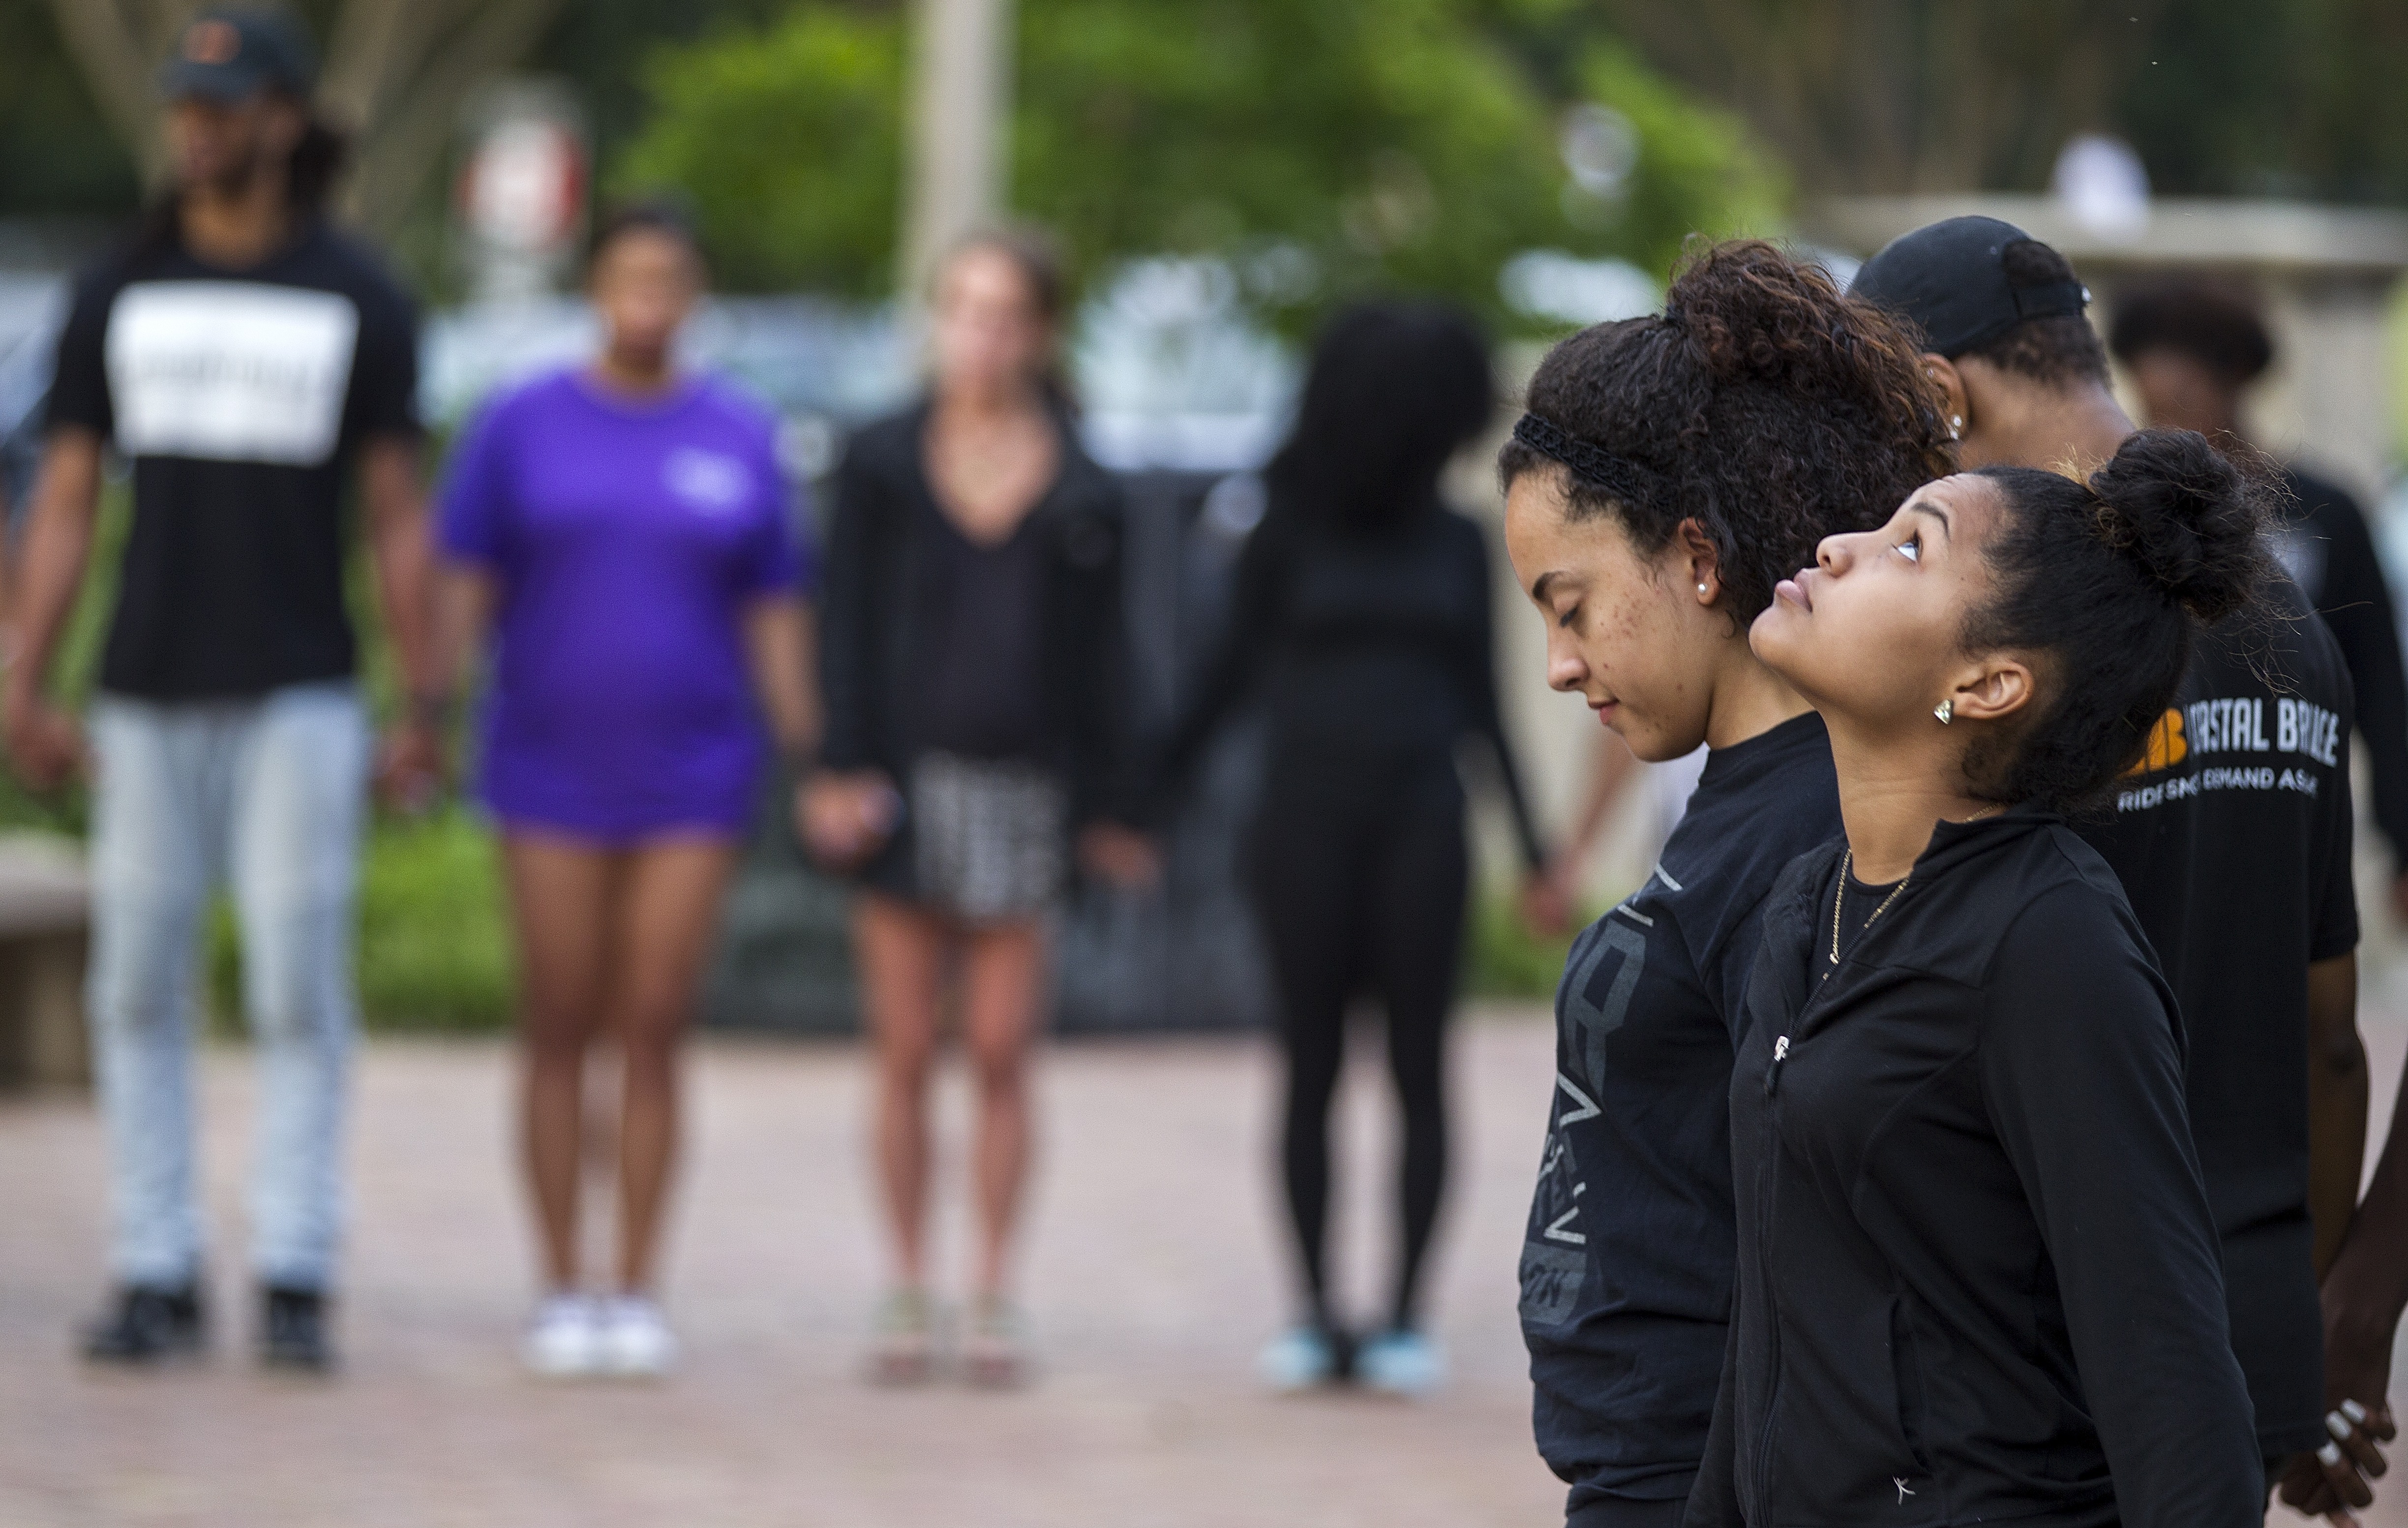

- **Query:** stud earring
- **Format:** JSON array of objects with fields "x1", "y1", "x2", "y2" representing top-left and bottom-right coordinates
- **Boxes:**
[
  {"x1": 1697, "y1": 582, "x2": 1709, "y2": 595},
  {"x1": 1948, "y1": 414, "x2": 1964, "y2": 441},
  {"x1": 1934, "y1": 699, "x2": 1954, "y2": 725}
]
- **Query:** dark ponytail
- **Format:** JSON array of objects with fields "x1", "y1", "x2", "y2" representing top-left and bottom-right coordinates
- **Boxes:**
[
  {"x1": 1499, "y1": 238, "x2": 1953, "y2": 620},
  {"x1": 1962, "y1": 428, "x2": 2272, "y2": 808},
  {"x1": 284, "y1": 113, "x2": 347, "y2": 218}
]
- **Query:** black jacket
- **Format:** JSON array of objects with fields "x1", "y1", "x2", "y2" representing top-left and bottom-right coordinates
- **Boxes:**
[
  {"x1": 2277, "y1": 465, "x2": 2408, "y2": 870},
  {"x1": 1687, "y1": 811, "x2": 2260, "y2": 1528},
  {"x1": 816, "y1": 402, "x2": 1140, "y2": 827}
]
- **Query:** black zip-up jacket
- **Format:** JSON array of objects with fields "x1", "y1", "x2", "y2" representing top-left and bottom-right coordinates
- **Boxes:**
[
  {"x1": 816, "y1": 402, "x2": 1140, "y2": 827},
  {"x1": 1686, "y1": 811, "x2": 2260, "y2": 1528}
]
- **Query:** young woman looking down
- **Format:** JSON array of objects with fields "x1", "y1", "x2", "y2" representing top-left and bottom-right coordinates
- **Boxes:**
[{"x1": 1499, "y1": 240, "x2": 1951, "y2": 1527}]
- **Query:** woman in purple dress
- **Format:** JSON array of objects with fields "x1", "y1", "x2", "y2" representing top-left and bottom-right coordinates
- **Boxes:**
[{"x1": 438, "y1": 205, "x2": 816, "y2": 1378}]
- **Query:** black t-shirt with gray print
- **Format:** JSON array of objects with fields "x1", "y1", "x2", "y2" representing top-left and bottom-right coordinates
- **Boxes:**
[
  {"x1": 2075, "y1": 574, "x2": 2359, "y2": 1460},
  {"x1": 1521, "y1": 710, "x2": 1840, "y2": 1521}
]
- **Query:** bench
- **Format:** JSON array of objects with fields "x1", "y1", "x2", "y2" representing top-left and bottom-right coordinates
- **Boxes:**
[{"x1": 0, "y1": 834, "x2": 89, "y2": 1091}]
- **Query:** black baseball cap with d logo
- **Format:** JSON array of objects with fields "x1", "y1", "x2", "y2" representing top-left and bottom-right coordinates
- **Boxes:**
[
  {"x1": 1850, "y1": 215, "x2": 2091, "y2": 358},
  {"x1": 158, "y1": 8, "x2": 317, "y2": 102}
]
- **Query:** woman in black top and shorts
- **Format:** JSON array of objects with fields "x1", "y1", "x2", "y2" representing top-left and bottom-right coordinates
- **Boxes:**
[
  {"x1": 1689, "y1": 432, "x2": 2267, "y2": 1525},
  {"x1": 803, "y1": 232, "x2": 1151, "y2": 1386},
  {"x1": 1160, "y1": 304, "x2": 1545, "y2": 1397}
]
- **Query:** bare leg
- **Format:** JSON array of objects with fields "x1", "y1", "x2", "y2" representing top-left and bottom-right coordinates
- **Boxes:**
[
  {"x1": 853, "y1": 893, "x2": 949, "y2": 1290},
  {"x1": 607, "y1": 837, "x2": 738, "y2": 1294},
  {"x1": 962, "y1": 918, "x2": 1047, "y2": 1301},
  {"x1": 502, "y1": 834, "x2": 615, "y2": 1293}
]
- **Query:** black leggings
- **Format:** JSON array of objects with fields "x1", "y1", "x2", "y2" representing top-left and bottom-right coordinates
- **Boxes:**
[{"x1": 1246, "y1": 754, "x2": 1468, "y2": 1332}]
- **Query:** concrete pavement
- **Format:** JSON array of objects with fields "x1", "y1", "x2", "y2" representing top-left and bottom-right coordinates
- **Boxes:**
[{"x1": 0, "y1": 1003, "x2": 2400, "y2": 1527}]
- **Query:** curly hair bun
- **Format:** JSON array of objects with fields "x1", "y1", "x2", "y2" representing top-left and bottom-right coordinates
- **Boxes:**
[
  {"x1": 2087, "y1": 428, "x2": 2266, "y2": 625},
  {"x1": 1668, "y1": 241, "x2": 1864, "y2": 392}
]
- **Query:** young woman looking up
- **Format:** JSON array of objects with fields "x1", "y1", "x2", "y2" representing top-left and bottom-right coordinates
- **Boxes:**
[
  {"x1": 1688, "y1": 431, "x2": 2267, "y2": 1525},
  {"x1": 802, "y1": 232, "x2": 1152, "y2": 1387},
  {"x1": 1499, "y1": 241, "x2": 1951, "y2": 1527},
  {"x1": 438, "y1": 204, "x2": 818, "y2": 1378}
]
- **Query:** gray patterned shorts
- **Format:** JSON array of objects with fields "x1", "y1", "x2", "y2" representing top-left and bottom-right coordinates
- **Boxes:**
[{"x1": 908, "y1": 752, "x2": 1067, "y2": 923}]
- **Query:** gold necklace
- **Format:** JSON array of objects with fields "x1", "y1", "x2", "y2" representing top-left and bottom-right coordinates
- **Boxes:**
[
  {"x1": 1829, "y1": 851, "x2": 1912, "y2": 967},
  {"x1": 1826, "y1": 804, "x2": 2002, "y2": 968}
]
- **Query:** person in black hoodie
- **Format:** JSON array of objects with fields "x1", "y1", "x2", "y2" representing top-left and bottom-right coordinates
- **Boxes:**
[
  {"x1": 1157, "y1": 303, "x2": 1548, "y2": 1397},
  {"x1": 1686, "y1": 431, "x2": 2269, "y2": 1527},
  {"x1": 1496, "y1": 241, "x2": 1951, "y2": 1525}
]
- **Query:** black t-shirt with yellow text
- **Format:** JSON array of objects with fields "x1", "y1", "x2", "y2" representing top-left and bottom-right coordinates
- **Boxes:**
[{"x1": 2075, "y1": 575, "x2": 2358, "y2": 1459}]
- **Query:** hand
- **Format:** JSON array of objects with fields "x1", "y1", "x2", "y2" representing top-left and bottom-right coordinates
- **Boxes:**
[
  {"x1": 1076, "y1": 822, "x2": 1161, "y2": 890},
  {"x1": 1521, "y1": 864, "x2": 1577, "y2": 938},
  {"x1": 3, "y1": 686, "x2": 84, "y2": 792},
  {"x1": 798, "y1": 770, "x2": 901, "y2": 869},
  {"x1": 373, "y1": 718, "x2": 446, "y2": 814},
  {"x1": 2278, "y1": 1399, "x2": 2396, "y2": 1525}
]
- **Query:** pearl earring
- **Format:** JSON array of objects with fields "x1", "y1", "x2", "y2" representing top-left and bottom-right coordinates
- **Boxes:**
[
  {"x1": 1934, "y1": 699, "x2": 1954, "y2": 725},
  {"x1": 1948, "y1": 414, "x2": 1964, "y2": 440},
  {"x1": 1697, "y1": 582, "x2": 1709, "y2": 595}
]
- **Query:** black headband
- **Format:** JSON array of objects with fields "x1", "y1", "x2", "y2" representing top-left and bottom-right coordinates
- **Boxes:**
[{"x1": 1511, "y1": 414, "x2": 1675, "y2": 516}]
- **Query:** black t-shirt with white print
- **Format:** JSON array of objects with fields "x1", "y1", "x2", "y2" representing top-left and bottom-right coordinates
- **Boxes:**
[
  {"x1": 46, "y1": 220, "x2": 420, "y2": 700},
  {"x1": 1521, "y1": 711, "x2": 1841, "y2": 1522},
  {"x1": 2074, "y1": 575, "x2": 2359, "y2": 1459}
]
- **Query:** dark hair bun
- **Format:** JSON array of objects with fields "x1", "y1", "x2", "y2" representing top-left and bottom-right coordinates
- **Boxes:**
[
  {"x1": 1668, "y1": 241, "x2": 1870, "y2": 394},
  {"x1": 2086, "y1": 428, "x2": 2267, "y2": 624}
]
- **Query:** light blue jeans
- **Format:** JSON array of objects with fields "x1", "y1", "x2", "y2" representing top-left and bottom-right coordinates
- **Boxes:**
[{"x1": 86, "y1": 684, "x2": 369, "y2": 1291}]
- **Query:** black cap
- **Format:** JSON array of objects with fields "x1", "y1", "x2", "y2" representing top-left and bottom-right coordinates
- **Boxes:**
[
  {"x1": 1850, "y1": 215, "x2": 2090, "y2": 358},
  {"x1": 157, "y1": 8, "x2": 317, "y2": 103}
]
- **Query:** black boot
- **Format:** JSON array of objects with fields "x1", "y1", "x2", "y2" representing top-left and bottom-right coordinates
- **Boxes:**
[
  {"x1": 79, "y1": 1283, "x2": 207, "y2": 1364},
  {"x1": 258, "y1": 1285, "x2": 335, "y2": 1373}
]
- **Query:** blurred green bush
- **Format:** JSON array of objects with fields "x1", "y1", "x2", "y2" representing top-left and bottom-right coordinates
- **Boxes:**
[{"x1": 205, "y1": 810, "x2": 515, "y2": 1035}]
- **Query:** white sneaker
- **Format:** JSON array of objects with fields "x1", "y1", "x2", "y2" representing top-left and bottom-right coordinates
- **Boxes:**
[
  {"x1": 521, "y1": 1294, "x2": 601, "y2": 1378},
  {"x1": 596, "y1": 1295, "x2": 678, "y2": 1378},
  {"x1": 1355, "y1": 1328, "x2": 1446, "y2": 1398}
]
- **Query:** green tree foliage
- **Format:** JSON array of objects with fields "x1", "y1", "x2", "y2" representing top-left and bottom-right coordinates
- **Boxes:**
[
  {"x1": 616, "y1": 8, "x2": 906, "y2": 297},
  {"x1": 612, "y1": 0, "x2": 1783, "y2": 320}
]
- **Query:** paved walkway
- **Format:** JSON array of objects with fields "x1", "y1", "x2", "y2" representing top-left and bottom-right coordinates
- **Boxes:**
[{"x1": 0, "y1": 1004, "x2": 2402, "y2": 1527}]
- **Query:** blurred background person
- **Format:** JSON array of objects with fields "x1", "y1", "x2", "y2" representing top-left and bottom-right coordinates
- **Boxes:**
[
  {"x1": 1521, "y1": 734, "x2": 1707, "y2": 935},
  {"x1": 2107, "y1": 278, "x2": 2408, "y2": 924},
  {"x1": 437, "y1": 203, "x2": 816, "y2": 1379},
  {"x1": 5, "y1": 8, "x2": 440, "y2": 1373},
  {"x1": 1155, "y1": 303, "x2": 1546, "y2": 1398},
  {"x1": 801, "y1": 231, "x2": 1151, "y2": 1389}
]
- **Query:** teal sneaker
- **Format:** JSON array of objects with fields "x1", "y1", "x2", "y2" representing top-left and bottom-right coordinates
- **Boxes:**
[{"x1": 1355, "y1": 1327, "x2": 1445, "y2": 1397}]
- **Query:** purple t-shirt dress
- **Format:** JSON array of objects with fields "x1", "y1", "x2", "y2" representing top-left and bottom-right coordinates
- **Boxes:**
[{"x1": 439, "y1": 367, "x2": 811, "y2": 842}]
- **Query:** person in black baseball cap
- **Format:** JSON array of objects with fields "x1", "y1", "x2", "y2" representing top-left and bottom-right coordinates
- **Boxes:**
[
  {"x1": 19, "y1": 4, "x2": 445, "y2": 1375},
  {"x1": 1850, "y1": 215, "x2": 2125, "y2": 473},
  {"x1": 1853, "y1": 215, "x2": 2399, "y2": 1522},
  {"x1": 148, "y1": 7, "x2": 343, "y2": 251}
]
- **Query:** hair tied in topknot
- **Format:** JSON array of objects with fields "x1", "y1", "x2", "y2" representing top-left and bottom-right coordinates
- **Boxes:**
[{"x1": 2084, "y1": 428, "x2": 2269, "y2": 627}]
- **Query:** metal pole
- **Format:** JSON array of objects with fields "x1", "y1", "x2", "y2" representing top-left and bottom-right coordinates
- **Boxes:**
[{"x1": 899, "y1": 0, "x2": 1016, "y2": 303}]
